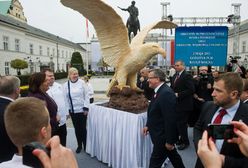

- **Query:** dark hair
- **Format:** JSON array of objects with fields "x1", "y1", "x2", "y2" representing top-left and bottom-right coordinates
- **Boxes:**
[
  {"x1": 41, "y1": 68, "x2": 53, "y2": 73},
  {"x1": 149, "y1": 69, "x2": 166, "y2": 82},
  {"x1": 215, "y1": 72, "x2": 243, "y2": 97},
  {"x1": 243, "y1": 79, "x2": 248, "y2": 91},
  {"x1": 28, "y1": 72, "x2": 46, "y2": 93}
]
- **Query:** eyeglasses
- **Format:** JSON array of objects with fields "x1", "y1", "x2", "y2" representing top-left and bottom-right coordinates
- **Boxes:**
[{"x1": 148, "y1": 77, "x2": 158, "y2": 79}]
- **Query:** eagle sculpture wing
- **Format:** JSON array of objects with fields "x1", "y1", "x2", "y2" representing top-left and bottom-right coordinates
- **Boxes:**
[
  {"x1": 131, "y1": 21, "x2": 177, "y2": 47},
  {"x1": 60, "y1": 0, "x2": 131, "y2": 67}
]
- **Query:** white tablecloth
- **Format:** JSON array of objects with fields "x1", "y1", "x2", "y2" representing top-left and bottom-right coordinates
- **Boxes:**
[{"x1": 86, "y1": 104, "x2": 153, "y2": 168}]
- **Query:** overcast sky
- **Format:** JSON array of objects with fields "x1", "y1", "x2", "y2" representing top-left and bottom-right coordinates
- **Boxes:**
[{"x1": 19, "y1": 0, "x2": 248, "y2": 43}]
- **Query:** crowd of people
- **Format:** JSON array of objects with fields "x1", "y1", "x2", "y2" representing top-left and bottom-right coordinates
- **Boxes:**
[
  {"x1": 0, "y1": 67, "x2": 94, "y2": 167},
  {"x1": 136, "y1": 60, "x2": 248, "y2": 168},
  {"x1": 3, "y1": 60, "x2": 248, "y2": 167}
]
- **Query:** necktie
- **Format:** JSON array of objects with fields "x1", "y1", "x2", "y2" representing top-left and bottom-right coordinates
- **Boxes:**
[
  {"x1": 174, "y1": 73, "x2": 179, "y2": 84},
  {"x1": 213, "y1": 109, "x2": 227, "y2": 124}
]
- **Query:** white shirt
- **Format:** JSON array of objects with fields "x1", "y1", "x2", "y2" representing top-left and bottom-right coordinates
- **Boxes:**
[
  {"x1": 0, "y1": 154, "x2": 31, "y2": 168},
  {"x1": 85, "y1": 82, "x2": 94, "y2": 99},
  {"x1": 0, "y1": 96, "x2": 14, "y2": 102},
  {"x1": 47, "y1": 82, "x2": 69, "y2": 126},
  {"x1": 169, "y1": 68, "x2": 176, "y2": 77},
  {"x1": 211, "y1": 100, "x2": 240, "y2": 152},
  {"x1": 63, "y1": 79, "x2": 90, "y2": 113},
  {"x1": 154, "y1": 82, "x2": 164, "y2": 93}
]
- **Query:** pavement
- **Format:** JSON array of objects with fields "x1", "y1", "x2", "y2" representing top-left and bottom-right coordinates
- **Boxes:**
[{"x1": 56, "y1": 76, "x2": 197, "y2": 168}]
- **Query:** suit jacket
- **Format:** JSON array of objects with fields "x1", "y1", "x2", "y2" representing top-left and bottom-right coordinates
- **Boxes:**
[
  {"x1": 0, "y1": 97, "x2": 17, "y2": 162},
  {"x1": 171, "y1": 70, "x2": 195, "y2": 112},
  {"x1": 194, "y1": 101, "x2": 248, "y2": 168},
  {"x1": 139, "y1": 78, "x2": 154, "y2": 101},
  {"x1": 146, "y1": 83, "x2": 178, "y2": 145}
]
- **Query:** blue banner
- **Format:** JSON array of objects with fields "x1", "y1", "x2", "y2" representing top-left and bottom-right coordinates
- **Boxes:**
[{"x1": 175, "y1": 26, "x2": 228, "y2": 66}]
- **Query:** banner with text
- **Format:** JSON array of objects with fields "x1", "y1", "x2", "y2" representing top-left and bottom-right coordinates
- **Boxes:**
[{"x1": 175, "y1": 26, "x2": 228, "y2": 66}]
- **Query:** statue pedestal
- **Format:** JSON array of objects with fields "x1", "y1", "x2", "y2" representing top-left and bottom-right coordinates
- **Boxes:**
[
  {"x1": 86, "y1": 104, "x2": 153, "y2": 168},
  {"x1": 107, "y1": 87, "x2": 148, "y2": 113}
]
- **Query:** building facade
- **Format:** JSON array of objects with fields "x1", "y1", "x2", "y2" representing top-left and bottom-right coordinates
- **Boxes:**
[
  {"x1": 0, "y1": 0, "x2": 86, "y2": 75},
  {"x1": 228, "y1": 19, "x2": 248, "y2": 68}
]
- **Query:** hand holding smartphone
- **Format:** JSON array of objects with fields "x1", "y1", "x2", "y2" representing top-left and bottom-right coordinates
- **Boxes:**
[
  {"x1": 23, "y1": 142, "x2": 50, "y2": 168},
  {"x1": 207, "y1": 124, "x2": 236, "y2": 140}
]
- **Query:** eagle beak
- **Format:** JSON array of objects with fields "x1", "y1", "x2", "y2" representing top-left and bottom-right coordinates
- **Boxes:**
[{"x1": 159, "y1": 48, "x2": 166, "y2": 59}]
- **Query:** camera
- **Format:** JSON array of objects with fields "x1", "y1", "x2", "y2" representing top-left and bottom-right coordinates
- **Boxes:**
[
  {"x1": 207, "y1": 124, "x2": 236, "y2": 140},
  {"x1": 199, "y1": 73, "x2": 210, "y2": 81},
  {"x1": 23, "y1": 142, "x2": 50, "y2": 168}
]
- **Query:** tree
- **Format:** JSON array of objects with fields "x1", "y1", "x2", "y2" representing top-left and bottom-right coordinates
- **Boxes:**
[
  {"x1": 71, "y1": 52, "x2": 86, "y2": 75},
  {"x1": 10, "y1": 59, "x2": 28, "y2": 75}
]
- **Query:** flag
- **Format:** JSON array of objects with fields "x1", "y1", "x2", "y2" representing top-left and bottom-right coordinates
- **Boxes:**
[{"x1": 86, "y1": 19, "x2": 89, "y2": 38}]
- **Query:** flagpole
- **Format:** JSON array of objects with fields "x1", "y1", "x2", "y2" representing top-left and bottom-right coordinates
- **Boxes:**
[{"x1": 86, "y1": 19, "x2": 89, "y2": 75}]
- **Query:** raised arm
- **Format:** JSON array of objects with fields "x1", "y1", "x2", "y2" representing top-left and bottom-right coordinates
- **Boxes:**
[{"x1": 118, "y1": 6, "x2": 127, "y2": 11}]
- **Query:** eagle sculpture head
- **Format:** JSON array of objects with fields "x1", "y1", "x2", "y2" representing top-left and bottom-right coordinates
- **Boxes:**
[{"x1": 61, "y1": 0, "x2": 177, "y2": 95}]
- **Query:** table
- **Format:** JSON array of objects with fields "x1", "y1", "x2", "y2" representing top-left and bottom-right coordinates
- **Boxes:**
[{"x1": 86, "y1": 104, "x2": 153, "y2": 168}]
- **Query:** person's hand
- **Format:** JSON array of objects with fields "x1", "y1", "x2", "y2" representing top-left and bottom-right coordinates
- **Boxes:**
[
  {"x1": 32, "y1": 136, "x2": 78, "y2": 168},
  {"x1": 56, "y1": 115, "x2": 61, "y2": 122},
  {"x1": 139, "y1": 77, "x2": 145, "y2": 82},
  {"x1": 175, "y1": 93, "x2": 178, "y2": 97},
  {"x1": 207, "y1": 83, "x2": 212, "y2": 89},
  {"x1": 142, "y1": 126, "x2": 149, "y2": 136},
  {"x1": 83, "y1": 111, "x2": 88, "y2": 116},
  {"x1": 198, "y1": 97, "x2": 205, "y2": 102},
  {"x1": 197, "y1": 131, "x2": 222, "y2": 168},
  {"x1": 228, "y1": 121, "x2": 248, "y2": 157},
  {"x1": 165, "y1": 143, "x2": 174, "y2": 151}
]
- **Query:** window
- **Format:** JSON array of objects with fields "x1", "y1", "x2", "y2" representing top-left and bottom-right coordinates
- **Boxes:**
[
  {"x1": 53, "y1": 48, "x2": 55, "y2": 56},
  {"x1": 29, "y1": 44, "x2": 33, "y2": 54},
  {"x1": 66, "y1": 51, "x2": 68, "y2": 58},
  {"x1": 39, "y1": 46, "x2": 43, "y2": 55},
  {"x1": 62, "y1": 50, "x2": 64, "y2": 58},
  {"x1": 3, "y1": 36, "x2": 9, "y2": 50},
  {"x1": 5, "y1": 62, "x2": 9, "y2": 75},
  {"x1": 47, "y1": 47, "x2": 50, "y2": 56},
  {"x1": 242, "y1": 41, "x2": 247, "y2": 53},
  {"x1": 15, "y1": 39, "x2": 20, "y2": 52}
]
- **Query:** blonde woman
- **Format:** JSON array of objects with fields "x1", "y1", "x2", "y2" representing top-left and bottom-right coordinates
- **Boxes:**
[{"x1": 63, "y1": 67, "x2": 90, "y2": 153}]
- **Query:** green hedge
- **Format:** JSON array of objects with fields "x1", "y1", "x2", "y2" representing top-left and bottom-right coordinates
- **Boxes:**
[{"x1": 17, "y1": 72, "x2": 67, "y2": 86}]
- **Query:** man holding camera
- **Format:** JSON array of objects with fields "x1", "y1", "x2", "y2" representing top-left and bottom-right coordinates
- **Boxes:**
[
  {"x1": 194, "y1": 72, "x2": 248, "y2": 168},
  {"x1": 0, "y1": 97, "x2": 78, "y2": 168},
  {"x1": 189, "y1": 66, "x2": 214, "y2": 126}
]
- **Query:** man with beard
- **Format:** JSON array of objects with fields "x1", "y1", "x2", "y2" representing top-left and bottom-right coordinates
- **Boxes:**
[{"x1": 194, "y1": 72, "x2": 248, "y2": 168}]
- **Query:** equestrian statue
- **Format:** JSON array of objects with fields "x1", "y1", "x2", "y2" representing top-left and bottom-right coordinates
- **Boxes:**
[{"x1": 118, "y1": 1, "x2": 140, "y2": 42}]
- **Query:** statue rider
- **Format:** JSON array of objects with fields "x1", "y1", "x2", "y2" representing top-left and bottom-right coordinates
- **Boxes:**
[{"x1": 118, "y1": 1, "x2": 140, "y2": 31}]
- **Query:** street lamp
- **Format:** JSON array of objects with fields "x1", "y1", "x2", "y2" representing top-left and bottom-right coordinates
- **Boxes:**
[
  {"x1": 36, "y1": 57, "x2": 41, "y2": 72},
  {"x1": 56, "y1": 36, "x2": 59, "y2": 72}
]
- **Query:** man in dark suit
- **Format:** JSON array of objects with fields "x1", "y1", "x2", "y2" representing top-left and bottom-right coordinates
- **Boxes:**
[
  {"x1": 171, "y1": 60, "x2": 195, "y2": 150},
  {"x1": 138, "y1": 67, "x2": 154, "y2": 100},
  {"x1": 143, "y1": 69, "x2": 185, "y2": 168},
  {"x1": 194, "y1": 72, "x2": 248, "y2": 168},
  {"x1": 0, "y1": 76, "x2": 20, "y2": 162}
]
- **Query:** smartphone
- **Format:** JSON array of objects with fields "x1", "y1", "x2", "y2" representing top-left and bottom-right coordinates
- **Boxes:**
[
  {"x1": 207, "y1": 124, "x2": 235, "y2": 140},
  {"x1": 23, "y1": 142, "x2": 50, "y2": 168}
]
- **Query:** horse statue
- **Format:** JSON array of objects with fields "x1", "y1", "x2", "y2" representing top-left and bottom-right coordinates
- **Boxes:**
[
  {"x1": 126, "y1": 13, "x2": 140, "y2": 42},
  {"x1": 118, "y1": 1, "x2": 140, "y2": 42}
]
